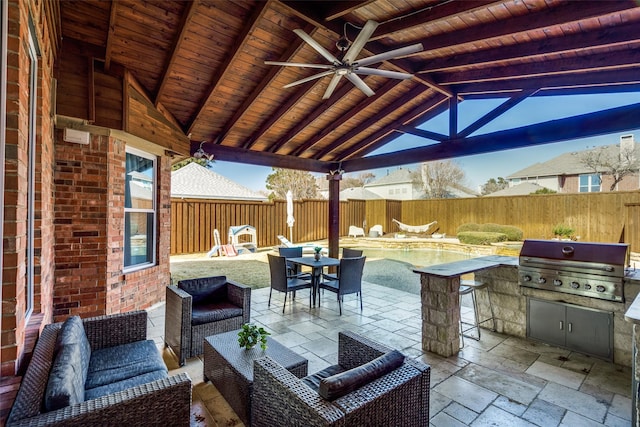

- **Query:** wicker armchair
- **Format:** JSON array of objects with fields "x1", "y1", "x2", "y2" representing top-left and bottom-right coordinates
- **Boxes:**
[
  {"x1": 165, "y1": 276, "x2": 251, "y2": 366},
  {"x1": 252, "y1": 331, "x2": 430, "y2": 427}
]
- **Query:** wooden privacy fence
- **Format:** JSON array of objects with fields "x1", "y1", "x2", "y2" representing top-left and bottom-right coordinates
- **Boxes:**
[{"x1": 171, "y1": 191, "x2": 640, "y2": 255}]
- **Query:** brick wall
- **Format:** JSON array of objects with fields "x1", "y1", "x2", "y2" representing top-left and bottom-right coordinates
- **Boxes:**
[{"x1": 2, "y1": 0, "x2": 56, "y2": 376}]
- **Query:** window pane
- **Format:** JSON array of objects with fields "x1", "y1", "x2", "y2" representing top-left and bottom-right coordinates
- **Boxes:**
[
  {"x1": 125, "y1": 152, "x2": 154, "y2": 209},
  {"x1": 124, "y1": 212, "x2": 154, "y2": 267}
]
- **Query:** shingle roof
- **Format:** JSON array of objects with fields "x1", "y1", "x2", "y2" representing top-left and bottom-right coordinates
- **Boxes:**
[
  {"x1": 366, "y1": 168, "x2": 414, "y2": 187},
  {"x1": 171, "y1": 162, "x2": 267, "y2": 201},
  {"x1": 339, "y1": 187, "x2": 383, "y2": 201},
  {"x1": 484, "y1": 182, "x2": 547, "y2": 197},
  {"x1": 507, "y1": 142, "x2": 640, "y2": 179}
]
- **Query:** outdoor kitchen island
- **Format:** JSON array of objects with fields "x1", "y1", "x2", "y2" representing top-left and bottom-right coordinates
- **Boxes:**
[{"x1": 415, "y1": 253, "x2": 640, "y2": 367}]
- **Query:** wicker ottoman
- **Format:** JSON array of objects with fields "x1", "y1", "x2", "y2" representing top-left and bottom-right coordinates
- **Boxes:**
[{"x1": 203, "y1": 330, "x2": 308, "y2": 425}]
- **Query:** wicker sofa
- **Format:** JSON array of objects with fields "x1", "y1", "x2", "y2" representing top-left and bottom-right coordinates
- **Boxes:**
[
  {"x1": 7, "y1": 311, "x2": 192, "y2": 427},
  {"x1": 252, "y1": 331, "x2": 431, "y2": 427}
]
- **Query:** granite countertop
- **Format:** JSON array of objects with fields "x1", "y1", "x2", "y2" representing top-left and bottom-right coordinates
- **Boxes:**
[{"x1": 413, "y1": 255, "x2": 517, "y2": 278}]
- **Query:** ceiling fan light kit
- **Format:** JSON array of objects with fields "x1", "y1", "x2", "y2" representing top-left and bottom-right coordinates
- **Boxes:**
[{"x1": 265, "y1": 20, "x2": 423, "y2": 99}]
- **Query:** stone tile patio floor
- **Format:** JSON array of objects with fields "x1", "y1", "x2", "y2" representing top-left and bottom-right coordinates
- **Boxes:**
[{"x1": 148, "y1": 281, "x2": 633, "y2": 427}]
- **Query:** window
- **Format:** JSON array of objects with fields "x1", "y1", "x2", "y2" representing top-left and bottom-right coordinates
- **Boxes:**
[
  {"x1": 579, "y1": 174, "x2": 600, "y2": 193},
  {"x1": 124, "y1": 147, "x2": 156, "y2": 271},
  {"x1": 25, "y1": 19, "x2": 39, "y2": 319}
]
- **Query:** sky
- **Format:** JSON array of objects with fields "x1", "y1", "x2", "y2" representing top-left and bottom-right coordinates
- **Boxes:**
[{"x1": 208, "y1": 91, "x2": 640, "y2": 193}]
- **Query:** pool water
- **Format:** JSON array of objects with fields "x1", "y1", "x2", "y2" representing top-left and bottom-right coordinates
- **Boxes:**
[
  {"x1": 358, "y1": 248, "x2": 474, "y2": 295},
  {"x1": 360, "y1": 248, "x2": 472, "y2": 268}
]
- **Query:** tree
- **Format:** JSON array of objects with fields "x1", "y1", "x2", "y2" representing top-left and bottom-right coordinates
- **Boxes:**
[
  {"x1": 341, "y1": 172, "x2": 376, "y2": 189},
  {"x1": 171, "y1": 157, "x2": 212, "y2": 171},
  {"x1": 266, "y1": 168, "x2": 318, "y2": 200},
  {"x1": 579, "y1": 144, "x2": 637, "y2": 191},
  {"x1": 481, "y1": 177, "x2": 508, "y2": 195},
  {"x1": 412, "y1": 160, "x2": 466, "y2": 199}
]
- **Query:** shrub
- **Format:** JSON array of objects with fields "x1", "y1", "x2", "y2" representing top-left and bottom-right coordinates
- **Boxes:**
[
  {"x1": 457, "y1": 231, "x2": 508, "y2": 245},
  {"x1": 552, "y1": 224, "x2": 575, "y2": 238},
  {"x1": 480, "y1": 223, "x2": 523, "y2": 241},
  {"x1": 456, "y1": 223, "x2": 480, "y2": 233}
]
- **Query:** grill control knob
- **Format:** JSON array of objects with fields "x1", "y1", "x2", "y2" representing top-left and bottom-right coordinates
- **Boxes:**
[
  {"x1": 584, "y1": 284, "x2": 592, "y2": 290},
  {"x1": 553, "y1": 279, "x2": 562, "y2": 286},
  {"x1": 537, "y1": 277, "x2": 546, "y2": 284},
  {"x1": 523, "y1": 275, "x2": 531, "y2": 282},
  {"x1": 596, "y1": 285, "x2": 606, "y2": 293},
  {"x1": 570, "y1": 282, "x2": 580, "y2": 289}
]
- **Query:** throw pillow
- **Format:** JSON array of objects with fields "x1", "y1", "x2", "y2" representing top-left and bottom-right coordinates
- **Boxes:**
[
  {"x1": 178, "y1": 276, "x2": 227, "y2": 304},
  {"x1": 318, "y1": 350, "x2": 405, "y2": 400}
]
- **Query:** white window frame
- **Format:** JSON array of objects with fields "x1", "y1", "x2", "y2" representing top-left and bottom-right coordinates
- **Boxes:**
[
  {"x1": 124, "y1": 147, "x2": 157, "y2": 272},
  {"x1": 578, "y1": 173, "x2": 601, "y2": 193}
]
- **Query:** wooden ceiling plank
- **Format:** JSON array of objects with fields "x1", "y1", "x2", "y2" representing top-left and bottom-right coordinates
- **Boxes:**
[
  {"x1": 342, "y1": 102, "x2": 640, "y2": 172},
  {"x1": 371, "y1": 0, "x2": 500, "y2": 41},
  {"x1": 455, "y1": 68, "x2": 640, "y2": 96},
  {"x1": 104, "y1": 1, "x2": 118, "y2": 72},
  {"x1": 418, "y1": 20, "x2": 640, "y2": 73},
  {"x1": 458, "y1": 89, "x2": 537, "y2": 138},
  {"x1": 290, "y1": 79, "x2": 399, "y2": 156},
  {"x1": 214, "y1": 22, "x2": 317, "y2": 147},
  {"x1": 154, "y1": 0, "x2": 199, "y2": 106},
  {"x1": 436, "y1": 51, "x2": 640, "y2": 86},
  {"x1": 187, "y1": 0, "x2": 272, "y2": 135},
  {"x1": 314, "y1": 85, "x2": 430, "y2": 160}
]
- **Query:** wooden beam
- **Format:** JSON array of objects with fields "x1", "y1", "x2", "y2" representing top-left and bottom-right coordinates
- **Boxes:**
[
  {"x1": 435, "y1": 51, "x2": 640, "y2": 86},
  {"x1": 458, "y1": 90, "x2": 536, "y2": 138},
  {"x1": 103, "y1": 0, "x2": 117, "y2": 72},
  {"x1": 314, "y1": 86, "x2": 430, "y2": 160},
  {"x1": 343, "y1": 95, "x2": 449, "y2": 159},
  {"x1": 290, "y1": 79, "x2": 399, "y2": 156},
  {"x1": 455, "y1": 68, "x2": 640, "y2": 97},
  {"x1": 187, "y1": 1, "x2": 271, "y2": 135},
  {"x1": 154, "y1": 0, "x2": 198, "y2": 105},
  {"x1": 341, "y1": 102, "x2": 640, "y2": 172},
  {"x1": 197, "y1": 141, "x2": 332, "y2": 173}
]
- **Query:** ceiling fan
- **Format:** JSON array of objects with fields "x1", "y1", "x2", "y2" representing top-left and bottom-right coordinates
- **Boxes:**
[{"x1": 265, "y1": 20, "x2": 423, "y2": 100}]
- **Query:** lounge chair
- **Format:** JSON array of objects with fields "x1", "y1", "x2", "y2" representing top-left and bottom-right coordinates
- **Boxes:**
[
  {"x1": 348, "y1": 225, "x2": 365, "y2": 238},
  {"x1": 276, "y1": 235, "x2": 327, "y2": 255}
]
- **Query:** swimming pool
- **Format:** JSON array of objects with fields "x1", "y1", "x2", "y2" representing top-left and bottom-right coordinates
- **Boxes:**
[{"x1": 359, "y1": 248, "x2": 474, "y2": 295}]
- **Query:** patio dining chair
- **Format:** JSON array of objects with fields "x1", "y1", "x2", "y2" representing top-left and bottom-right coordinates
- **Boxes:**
[
  {"x1": 278, "y1": 246, "x2": 310, "y2": 279},
  {"x1": 267, "y1": 254, "x2": 313, "y2": 313},
  {"x1": 322, "y1": 247, "x2": 364, "y2": 281},
  {"x1": 318, "y1": 256, "x2": 366, "y2": 315}
]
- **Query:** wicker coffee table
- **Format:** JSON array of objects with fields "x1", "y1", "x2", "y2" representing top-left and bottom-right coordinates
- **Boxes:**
[{"x1": 203, "y1": 330, "x2": 308, "y2": 425}]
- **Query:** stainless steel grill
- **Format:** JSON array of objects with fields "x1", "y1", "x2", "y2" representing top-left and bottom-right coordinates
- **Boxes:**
[{"x1": 518, "y1": 239, "x2": 628, "y2": 302}]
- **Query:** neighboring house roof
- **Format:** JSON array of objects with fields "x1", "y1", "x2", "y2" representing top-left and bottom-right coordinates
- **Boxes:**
[
  {"x1": 507, "y1": 142, "x2": 640, "y2": 179},
  {"x1": 171, "y1": 163, "x2": 267, "y2": 201},
  {"x1": 339, "y1": 187, "x2": 383, "y2": 201},
  {"x1": 447, "y1": 183, "x2": 479, "y2": 198},
  {"x1": 485, "y1": 182, "x2": 547, "y2": 197},
  {"x1": 365, "y1": 167, "x2": 414, "y2": 187}
]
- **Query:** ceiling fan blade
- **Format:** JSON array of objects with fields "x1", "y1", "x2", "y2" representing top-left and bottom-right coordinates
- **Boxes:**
[
  {"x1": 293, "y1": 29, "x2": 339, "y2": 64},
  {"x1": 343, "y1": 20, "x2": 379, "y2": 64},
  {"x1": 283, "y1": 70, "x2": 334, "y2": 89},
  {"x1": 322, "y1": 75, "x2": 342, "y2": 100},
  {"x1": 265, "y1": 61, "x2": 332, "y2": 69},
  {"x1": 355, "y1": 43, "x2": 423, "y2": 67},
  {"x1": 355, "y1": 67, "x2": 413, "y2": 79},
  {"x1": 345, "y1": 73, "x2": 374, "y2": 97}
]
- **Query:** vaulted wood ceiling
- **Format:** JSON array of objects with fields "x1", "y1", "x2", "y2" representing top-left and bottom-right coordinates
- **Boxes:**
[{"x1": 58, "y1": 0, "x2": 640, "y2": 174}]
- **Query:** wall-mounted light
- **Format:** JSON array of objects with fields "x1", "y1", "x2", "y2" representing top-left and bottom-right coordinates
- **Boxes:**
[{"x1": 193, "y1": 141, "x2": 214, "y2": 161}]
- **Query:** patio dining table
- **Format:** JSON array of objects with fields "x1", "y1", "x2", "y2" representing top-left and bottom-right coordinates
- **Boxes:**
[{"x1": 288, "y1": 256, "x2": 340, "y2": 307}]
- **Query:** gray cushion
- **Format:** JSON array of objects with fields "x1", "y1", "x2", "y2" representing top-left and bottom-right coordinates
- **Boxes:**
[
  {"x1": 54, "y1": 316, "x2": 91, "y2": 391},
  {"x1": 191, "y1": 301, "x2": 243, "y2": 326},
  {"x1": 85, "y1": 340, "x2": 167, "y2": 390},
  {"x1": 84, "y1": 369, "x2": 168, "y2": 401},
  {"x1": 44, "y1": 343, "x2": 85, "y2": 411},
  {"x1": 318, "y1": 350, "x2": 405, "y2": 400},
  {"x1": 178, "y1": 276, "x2": 227, "y2": 304}
]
